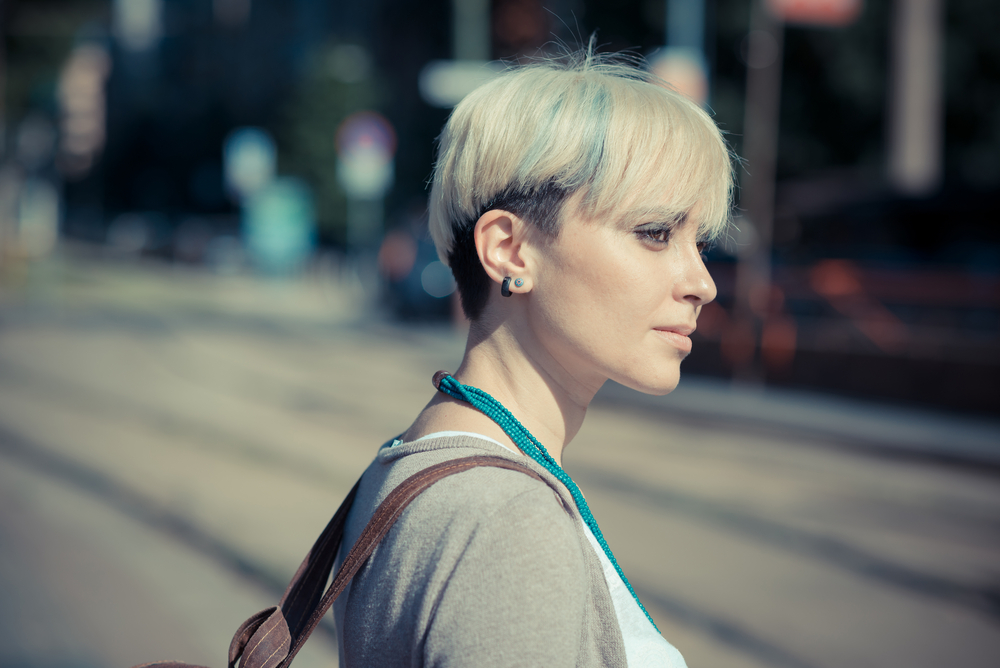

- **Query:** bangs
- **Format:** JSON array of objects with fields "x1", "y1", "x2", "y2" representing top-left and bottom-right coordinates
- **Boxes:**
[{"x1": 576, "y1": 80, "x2": 734, "y2": 242}]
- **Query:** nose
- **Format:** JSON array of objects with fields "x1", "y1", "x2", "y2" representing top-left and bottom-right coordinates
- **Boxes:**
[{"x1": 676, "y1": 244, "x2": 717, "y2": 305}]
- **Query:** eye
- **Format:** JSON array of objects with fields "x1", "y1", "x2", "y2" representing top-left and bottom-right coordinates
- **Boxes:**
[
  {"x1": 696, "y1": 241, "x2": 709, "y2": 257},
  {"x1": 635, "y1": 225, "x2": 672, "y2": 245}
]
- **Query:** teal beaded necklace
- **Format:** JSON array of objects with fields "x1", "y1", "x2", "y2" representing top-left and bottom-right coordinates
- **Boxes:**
[{"x1": 433, "y1": 371, "x2": 660, "y2": 632}]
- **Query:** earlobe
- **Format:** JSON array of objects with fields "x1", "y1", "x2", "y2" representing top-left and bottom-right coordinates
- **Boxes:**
[{"x1": 500, "y1": 275, "x2": 529, "y2": 297}]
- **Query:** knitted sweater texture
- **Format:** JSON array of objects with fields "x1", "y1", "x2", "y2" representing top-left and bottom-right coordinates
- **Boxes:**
[{"x1": 332, "y1": 434, "x2": 629, "y2": 667}]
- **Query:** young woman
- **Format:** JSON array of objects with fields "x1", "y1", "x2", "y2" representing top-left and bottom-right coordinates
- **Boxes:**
[{"x1": 334, "y1": 49, "x2": 733, "y2": 667}]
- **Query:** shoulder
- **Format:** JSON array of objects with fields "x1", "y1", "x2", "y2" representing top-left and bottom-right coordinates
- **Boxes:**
[
  {"x1": 388, "y1": 454, "x2": 581, "y2": 567},
  {"x1": 338, "y1": 436, "x2": 623, "y2": 666},
  {"x1": 411, "y1": 460, "x2": 571, "y2": 521},
  {"x1": 391, "y1": 460, "x2": 594, "y2": 665},
  {"x1": 348, "y1": 435, "x2": 584, "y2": 574},
  {"x1": 369, "y1": 434, "x2": 574, "y2": 521}
]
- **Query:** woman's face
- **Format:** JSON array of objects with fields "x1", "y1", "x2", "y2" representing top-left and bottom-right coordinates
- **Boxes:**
[{"x1": 525, "y1": 195, "x2": 717, "y2": 397}]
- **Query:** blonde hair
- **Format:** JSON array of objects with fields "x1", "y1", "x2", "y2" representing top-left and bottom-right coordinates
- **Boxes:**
[{"x1": 429, "y1": 49, "x2": 734, "y2": 318}]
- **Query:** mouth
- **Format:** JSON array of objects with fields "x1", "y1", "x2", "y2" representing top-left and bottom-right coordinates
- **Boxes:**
[{"x1": 653, "y1": 326, "x2": 695, "y2": 353}]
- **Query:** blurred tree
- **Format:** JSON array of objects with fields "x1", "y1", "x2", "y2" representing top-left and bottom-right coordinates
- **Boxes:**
[{"x1": 277, "y1": 42, "x2": 384, "y2": 246}]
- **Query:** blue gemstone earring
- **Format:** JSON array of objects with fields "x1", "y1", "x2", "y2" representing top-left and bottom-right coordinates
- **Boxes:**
[
  {"x1": 501, "y1": 276, "x2": 512, "y2": 297},
  {"x1": 514, "y1": 277, "x2": 524, "y2": 288}
]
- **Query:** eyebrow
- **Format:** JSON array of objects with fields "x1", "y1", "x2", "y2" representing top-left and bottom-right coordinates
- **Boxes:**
[{"x1": 620, "y1": 207, "x2": 689, "y2": 227}]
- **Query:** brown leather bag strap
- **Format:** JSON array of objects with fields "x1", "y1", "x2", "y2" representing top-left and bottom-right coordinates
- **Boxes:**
[
  {"x1": 275, "y1": 455, "x2": 546, "y2": 668},
  {"x1": 277, "y1": 478, "x2": 361, "y2": 640}
]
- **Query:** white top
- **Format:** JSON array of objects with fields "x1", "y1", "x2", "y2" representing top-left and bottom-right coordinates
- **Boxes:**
[
  {"x1": 413, "y1": 431, "x2": 686, "y2": 667},
  {"x1": 413, "y1": 430, "x2": 507, "y2": 449}
]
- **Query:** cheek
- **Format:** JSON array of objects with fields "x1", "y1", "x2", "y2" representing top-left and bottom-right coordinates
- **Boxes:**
[
  {"x1": 533, "y1": 235, "x2": 662, "y2": 348},
  {"x1": 571, "y1": 237, "x2": 668, "y2": 315}
]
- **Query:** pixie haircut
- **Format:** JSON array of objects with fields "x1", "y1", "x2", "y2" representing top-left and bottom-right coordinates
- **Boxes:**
[{"x1": 429, "y1": 50, "x2": 734, "y2": 320}]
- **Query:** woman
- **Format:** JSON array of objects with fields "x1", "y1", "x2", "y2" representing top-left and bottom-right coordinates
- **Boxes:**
[{"x1": 334, "y1": 49, "x2": 732, "y2": 667}]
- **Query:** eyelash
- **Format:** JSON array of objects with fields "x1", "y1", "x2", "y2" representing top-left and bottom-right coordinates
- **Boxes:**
[
  {"x1": 636, "y1": 227, "x2": 711, "y2": 258},
  {"x1": 637, "y1": 226, "x2": 672, "y2": 245}
]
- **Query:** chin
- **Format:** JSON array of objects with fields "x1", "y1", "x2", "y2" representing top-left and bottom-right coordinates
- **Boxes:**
[
  {"x1": 643, "y1": 381, "x2": 679, "y2": 397},
  {"x1": 613, "y1": 367, "x2": 681, "y2": 396}
]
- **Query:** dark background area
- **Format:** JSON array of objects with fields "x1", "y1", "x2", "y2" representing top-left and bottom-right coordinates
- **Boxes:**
[{"x1": 1, "y1": 0, "x2": 997, "y2": 416}]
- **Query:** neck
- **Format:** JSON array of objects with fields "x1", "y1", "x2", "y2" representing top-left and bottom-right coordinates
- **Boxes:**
[{"x1": 448, "y1": 319, "x2": 599, "y2": 466}]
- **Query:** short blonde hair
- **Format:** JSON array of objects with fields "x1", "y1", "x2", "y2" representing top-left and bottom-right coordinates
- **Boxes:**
[{"x1": 429, "y1": 50, "x2": 734, "y2": 318}]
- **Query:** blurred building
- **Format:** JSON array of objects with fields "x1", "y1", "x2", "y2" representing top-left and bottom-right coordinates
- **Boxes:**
[{"x1": 0, "y1": 0, "x2": 997, "y2": 414}]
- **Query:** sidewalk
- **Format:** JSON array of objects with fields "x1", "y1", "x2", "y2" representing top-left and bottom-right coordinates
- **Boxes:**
[{"x1": 596, "y1": 375, "x2": 1000, "y2": 467}]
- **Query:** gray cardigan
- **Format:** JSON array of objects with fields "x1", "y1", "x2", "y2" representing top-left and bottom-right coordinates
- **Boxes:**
[{"x1": 333, "y1": 434, "x2": 629, "y2": 667}]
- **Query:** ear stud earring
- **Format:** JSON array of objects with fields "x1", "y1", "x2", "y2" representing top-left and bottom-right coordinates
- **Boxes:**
[{"x1": 501, "y1": 276, "x2": 525, "y2": 297}]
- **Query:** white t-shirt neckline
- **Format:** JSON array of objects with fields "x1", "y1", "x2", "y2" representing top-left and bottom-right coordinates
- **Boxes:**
[{"x1": 413, "y1": 430, "x2": 509, "y2": 450}]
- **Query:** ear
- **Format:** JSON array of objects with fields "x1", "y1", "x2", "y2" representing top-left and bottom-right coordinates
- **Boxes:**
[{"x1": 474, "y1": 210, "x2": 533, "y2": 294}]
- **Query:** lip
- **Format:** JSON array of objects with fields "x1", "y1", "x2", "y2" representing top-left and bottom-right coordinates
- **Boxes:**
[{"x1": 653, "y1": 326, "x2": 695, "y2": 352}]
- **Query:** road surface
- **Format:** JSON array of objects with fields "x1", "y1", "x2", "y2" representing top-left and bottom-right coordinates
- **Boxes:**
[{"x1": 1, "y1": 249, "x2": 997, "y2": 668}]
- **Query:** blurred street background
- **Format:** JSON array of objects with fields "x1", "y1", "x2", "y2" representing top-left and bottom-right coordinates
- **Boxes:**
[{"x1": 0, "y1": 0, "x2": 998, "y2": 667}]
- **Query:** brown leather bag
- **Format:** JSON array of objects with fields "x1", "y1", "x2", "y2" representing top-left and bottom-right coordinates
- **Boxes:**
[{"x1": 133, "y1": 455, "x2": 543, "y2": 668}]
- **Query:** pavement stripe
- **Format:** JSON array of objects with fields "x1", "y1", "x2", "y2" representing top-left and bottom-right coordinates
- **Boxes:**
[
  {"x1": 635, "y1": 585, "x2": 821, "y2": 668},
  {"x1": 574, "y1": 465, "x2": 1000, "y2": 619},
  {"x1": 0, "y1": 357, "x2": 353, "y2": 490},
  {"x1": 0, "y1": 424, "x2": 340, "y2": 646}
]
